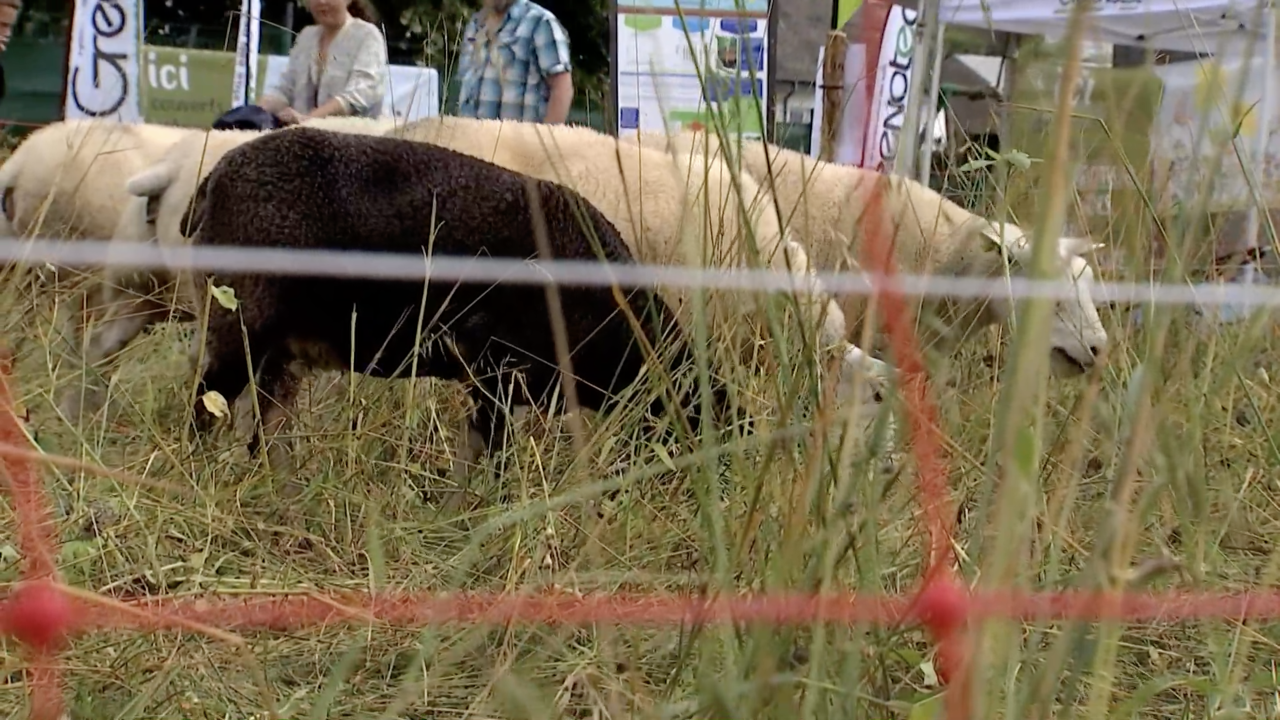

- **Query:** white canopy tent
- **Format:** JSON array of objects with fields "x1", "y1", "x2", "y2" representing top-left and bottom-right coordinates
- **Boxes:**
[
  {"x1": 937, "y1": 0, "x2": 1267, "y2": 53},
  {"x1": 902, "y1": 0, "x2": 1277, "y2": 261}
]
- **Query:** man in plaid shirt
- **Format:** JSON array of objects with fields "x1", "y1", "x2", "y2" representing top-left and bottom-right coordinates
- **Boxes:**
[{"x1": 455, "y1": 0, "x2": 575, "y2": 123}]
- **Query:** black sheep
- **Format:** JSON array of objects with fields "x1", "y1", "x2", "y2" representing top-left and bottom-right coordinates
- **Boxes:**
[{"x1": 180, "y1": 127, "x2": 729, "y2": 482}]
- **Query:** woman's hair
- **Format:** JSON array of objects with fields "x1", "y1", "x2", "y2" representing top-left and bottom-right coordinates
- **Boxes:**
[{"x1": 346, "y1": 0, "x2": 378, "y2": 23}]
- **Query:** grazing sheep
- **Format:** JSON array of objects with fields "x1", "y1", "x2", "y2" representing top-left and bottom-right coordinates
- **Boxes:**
[
  {"x1": 387, "y1": 117, "x2": 893, "y2": 426},
  {"x1": 0, "y1": 119, "x2": 194, "y2": 243},
  {"x1": 624, "y1": 131, "x2": 1109, "y2": 375},
  {"x1": 180, "y1": 127, "x2": 730, "y2": 487},
  {"x1": 0, "y1": 119, "x2": 196, "y2": 396},
  {"x1": 58, "y1": 116, "x2": 397, "y2": 419}
]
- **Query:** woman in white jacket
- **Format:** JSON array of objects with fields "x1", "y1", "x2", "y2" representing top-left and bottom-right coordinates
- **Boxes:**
[{"x1": 258, "y1": 0, "x2": 388, "y2": 124}]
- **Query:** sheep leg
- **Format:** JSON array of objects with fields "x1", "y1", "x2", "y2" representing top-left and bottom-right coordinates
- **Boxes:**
[
  {"x1": 446, "y1": 386, "x2": 508, "y2": 499},
  {"x1": 451, "y1": 392, "x2": 504, "y2": 474},
  {"x1": 247, "y1": 353, "x2": 307, "y2": 498},
  {"x1": 58, "y1": 294, "x2": 170, "y2": 421},
  {"x1": 775, "y1": 240, "x2": 895, "y2": 432},
  {"x1": 190, "y1": 312, "x2": 255, "y2": 440}
]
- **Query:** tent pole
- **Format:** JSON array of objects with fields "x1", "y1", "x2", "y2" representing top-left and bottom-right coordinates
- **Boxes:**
[
  {"x1": 1244, "y1": 1, "x2": 1276, "y2": 256},
  {"x1": 917, "y1": 19, "x2": 947, "y2": 184},
  {"x1": 894, "y1": 0, "x2": 938, "y2": 177}
]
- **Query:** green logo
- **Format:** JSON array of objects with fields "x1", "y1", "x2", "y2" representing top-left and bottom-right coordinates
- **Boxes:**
[{"x1": 139, "y1": 46, "x2": 270, "y2": 127}]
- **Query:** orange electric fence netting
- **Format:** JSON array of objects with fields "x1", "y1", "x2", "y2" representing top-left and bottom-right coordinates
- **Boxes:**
[{"x1": 0, "y1": 51, "x2": 1273, "y2": 720}]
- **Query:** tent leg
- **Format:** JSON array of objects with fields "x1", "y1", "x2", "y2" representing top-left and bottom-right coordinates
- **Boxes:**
[
  {"x1": 1243, "y1": 2, "x2": 1277, "y2": 256},
  {"x1": 1213, "y1": 1, "x2": 1277, "y2": 326},
  {"x1": 917, "y1": 20, "x2": 947, "y2": 184},
  {"x1": 893, "y1": 0, "x2": 938, "y2": 177}
]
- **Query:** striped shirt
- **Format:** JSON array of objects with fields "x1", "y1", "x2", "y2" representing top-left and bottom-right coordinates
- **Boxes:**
[{"x1": 455, "y1": 0, "x2": 572, "y2": 122}]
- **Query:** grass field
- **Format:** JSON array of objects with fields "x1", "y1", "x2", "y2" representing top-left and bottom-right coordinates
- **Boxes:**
[{"x1": 4, "y1": 84, "x2": 1280, "y2": 720}]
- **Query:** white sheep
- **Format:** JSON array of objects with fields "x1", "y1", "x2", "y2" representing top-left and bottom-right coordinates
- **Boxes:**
[
  {"x1": 58, "y1": 116, "x2": 399, "y2": 419},
  {"x1": 387, "y1": 117, "x2": 893, "y2": 426},
  {"x1": 0, "y1": 119, "x2": 194, "y2": 243},
  {"x1": 0, "y1": 119, "x2": 197, "y2": 400},
  {"x1": 624, "y1": 130, "x2": 1109, "y2": 375}
]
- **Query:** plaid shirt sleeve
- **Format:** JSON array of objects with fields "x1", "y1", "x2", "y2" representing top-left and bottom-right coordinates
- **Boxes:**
[
  {"x1": 456, "y1": 16, "x2": 479, "y2": 79},
  {"x1": 531, "y1": 14, "x2": 572, "y2": 78}
]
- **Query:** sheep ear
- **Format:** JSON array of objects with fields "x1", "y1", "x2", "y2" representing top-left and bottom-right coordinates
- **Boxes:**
[
  {"x1": 1062, "y1": 236, "x2": 1104, "y2": 256},
  {"x1": 981, "y1": 228, "x2": 1013, "y2": 261}
]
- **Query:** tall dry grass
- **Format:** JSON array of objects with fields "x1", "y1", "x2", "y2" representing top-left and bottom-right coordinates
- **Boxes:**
[{"x1": 4, "y1": 5, "x2": 1280, "y2": 716}]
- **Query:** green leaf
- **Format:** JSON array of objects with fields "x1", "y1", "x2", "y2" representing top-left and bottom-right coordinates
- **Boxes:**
[
  {"x1": 307, "y1": 640, "x2": 368, "y2": 720},
  {"x1": 1012, "y1": 423, "x2": 1039, "y2": 479},
  {"x1": 957, "y1": 158, "x2": 996, "y2": 173},
  {"x1": 60, "y1": 539, "x2": 100, "y2": 565},
  {"x1": 652, "y1": 441, "x2": 677, "y2": 472},
  {"x1": 1234, "y1": 99, "x2": 1261, "y2": 139},
  {"x1": 210, "y1": 284, "x2": 239, "y2": 311},
  {"x1": 1004, "y1": 149, "x2": 1034, "y2": 170},
  {"x1": 907, "y1": 691, "x2": 946, "y2": 720}
]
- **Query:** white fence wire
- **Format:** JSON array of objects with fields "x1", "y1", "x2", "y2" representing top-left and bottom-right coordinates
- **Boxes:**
[{"x1": 0, "y1": 237, "x2": 1273, "y2": 311}]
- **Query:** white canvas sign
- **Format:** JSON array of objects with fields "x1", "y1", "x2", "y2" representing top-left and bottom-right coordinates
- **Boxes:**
[
  {"x1": 229, "y1": 0, "x2": 262, "y2": 108},
  {"x1": 64, "y1": 0, "x2": 142, "y2": 122}
]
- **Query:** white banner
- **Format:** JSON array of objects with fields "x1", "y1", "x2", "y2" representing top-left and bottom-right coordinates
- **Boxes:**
[
  {"x1": 382, "y1": 65, "x2": 443, "y2": 122},
  {"x1": 230, "y1": 0, "x2": 262, "y2": 108},
  {"x1": 64, "y1": 0, "x2": 143, "y2": 122},
  {"x1": 835, "y1": 41, "x2": 870, "y2": 165},
  {"x1": 860, "y1": 4, "x2": 918, "y2": 171}
]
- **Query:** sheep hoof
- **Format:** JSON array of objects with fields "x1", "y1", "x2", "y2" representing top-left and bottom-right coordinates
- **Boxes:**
[
  {"x1": 57, "y1": 385, "x2": 107, "y2": 425},
  {"x1": 878, "y1": 454, "x2": 902, "y2": 477},
  {"x1": 188, "y1": 410, "x2": 231, "y2": 462},
  {"x1": 275, "y1": 477, "x2": 307, "y2": 501}
]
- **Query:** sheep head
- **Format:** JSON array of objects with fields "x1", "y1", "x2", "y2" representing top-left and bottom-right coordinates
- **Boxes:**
[{"x1": 977, "y1": 222, "x2": 1109, "y2": 378}]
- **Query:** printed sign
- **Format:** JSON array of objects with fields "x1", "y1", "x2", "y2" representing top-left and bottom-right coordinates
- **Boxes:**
[
  {"x1": 614, "y1": 0, "x2": 771, "y2": 139},
  {"x1": 861, "y1": 3, "x2": 918, "y2": 171},
  {"x1": 139, "y1": 46, "x2": 267, "y2": 127},
  {"x1": 64, "y1": 0, "x2": 143, "y2": 122}
]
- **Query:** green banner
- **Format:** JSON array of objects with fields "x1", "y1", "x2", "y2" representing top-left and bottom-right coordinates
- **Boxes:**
[
  {"x1": 138, "y1": 46, "x2": 270, "y2": 128},
  {"x1": 835, "y1": 0, "x2": 863, "y2": 28}
]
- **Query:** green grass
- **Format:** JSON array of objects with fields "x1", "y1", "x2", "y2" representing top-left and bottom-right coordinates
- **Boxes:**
[{"x1": 6, "y1": 28, "x2": 1280, "y2": 719}]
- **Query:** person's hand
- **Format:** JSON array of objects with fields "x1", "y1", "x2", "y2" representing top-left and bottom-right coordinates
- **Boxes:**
[{"x1": 276, "y1": 107, "x2": 307, "y2": 125}]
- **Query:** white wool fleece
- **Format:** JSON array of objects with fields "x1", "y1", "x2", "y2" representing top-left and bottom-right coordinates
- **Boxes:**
[
  {"x1": 625, "y1": 130, "x2": 1105, "y2": 359},
  {"x1": 0, "y1": 119, "x2": 194, "y2": 242},
  {"x1": 388, "y1": 116, "x2": 875, "y2": 390}
]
